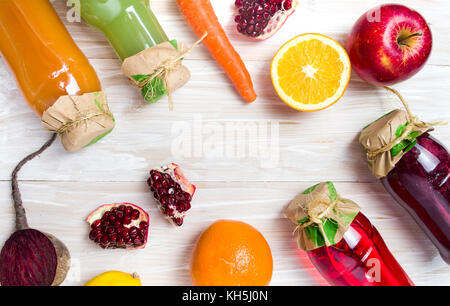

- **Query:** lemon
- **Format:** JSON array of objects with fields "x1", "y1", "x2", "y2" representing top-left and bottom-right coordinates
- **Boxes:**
[{"x1": 85, "y1": 271, "x2": 142, "y2": 286}]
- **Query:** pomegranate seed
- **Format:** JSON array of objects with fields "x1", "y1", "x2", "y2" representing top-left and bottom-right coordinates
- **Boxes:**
[
  {"x1": 122, "y1": 216, "x2": 132, "y2": 225},
  {"x1": 131, "y1": 209, "x2": 140, "y2": 220},
  {"x1": 168, "y1": 196, "x2": 175, "y2": 205},
  {"x1": 134, "y1": 239, "x2": 143, "y2": 247},
  {"x1": 118, "y1": 205, "x2": 126, "y2": 211},
  {"x1": 94, "y1": 234, "x2": 103, "y2": 243},
  {"x1": 129, "y1": 227, "x2": 139, "y2": 237},
  {"x1": 110, "y1": 234, "x2": 118, "y2": 243},
  {"x1": 139, "y1": 221, "x2": 148, "y2": 230},
  {"x1": 119, "y1": 228, "x2": 129, "y2": 238},
  {"x1": 101, "y1": 235, "x2": 109, "y2": 244},
  {"x1": 91, "y1": 219, "x2": 102, "y2": 229},
  {"x1": 160, "y1": 196, "x2": 170, "y2": 206},
  {"x1": 124, "y1": 207, "x2": 133, "y2": 216},
  {"x1": 89, "y1": 229, "x2": 100, "y2": 240},
  {"x1": 164, "y1": 207, "x2": 174, "y2": 217},
  {"x1": 158, "y1": 188, "x2": 168, "y2": 196}
]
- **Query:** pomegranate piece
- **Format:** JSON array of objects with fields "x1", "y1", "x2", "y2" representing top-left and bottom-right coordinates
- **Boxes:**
[
  {"x1": 86, "y1": 203, "x2": 149, "y2": 249},
  {"x1": 235, "y1": 0, "x2": 298, "y2": 40},
  {"x1": 147, "y1": 163, "x2": 196, "y2": 226}
]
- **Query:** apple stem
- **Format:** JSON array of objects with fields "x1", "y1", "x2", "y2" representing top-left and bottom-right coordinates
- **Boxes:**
[{"x1": 398, "y1": 32, "x2": 423, "y2": 46}]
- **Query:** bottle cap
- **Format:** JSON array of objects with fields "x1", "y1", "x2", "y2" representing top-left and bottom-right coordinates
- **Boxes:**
[
  {"x1": 41, "y1": 91, "x2": 115, "y2": 152},
  {"x1": 285, "y1": 182, "x2": 360, "y2": 251},
  {"x1": 359, "y1": 109, "x2": 433, "y2": 178},
  {"x1": 122, "y1": 41, "x2": 191, "y2": 108}
]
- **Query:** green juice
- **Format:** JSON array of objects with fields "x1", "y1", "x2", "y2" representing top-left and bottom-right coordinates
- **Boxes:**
[
  {"x1": 80, "y1": 0, "x2": 168, "y2": 61},
  {"x1": 80, "y1": 0, "x2": 173, "y2": 103}
]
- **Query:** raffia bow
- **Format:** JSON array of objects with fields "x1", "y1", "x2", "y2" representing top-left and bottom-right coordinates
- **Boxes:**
[
  {"x1": 129, "y1": 33, "x2": 208, "y2": 111},
  {"x1": 294, "y1": 194, "x2": 339, "y2": 247},
  {"x1": 367, "y1": 86, "x2": 447, "y2": 159}
]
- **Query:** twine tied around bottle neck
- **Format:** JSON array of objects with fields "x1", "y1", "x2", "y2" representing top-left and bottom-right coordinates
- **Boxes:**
[
  {"x1": 55, "y1": 112, "x2": 111, "y2": 135},
  {"x1": 130, "y1": 33, "x2": 208, "y2": 111},
  {"x1": 366, "y1": 86, "x2": 447, "y2": 159},
  {"x1": 294, "y1": 194, "x2": 340, "y2": 247},
  {"x1": 51, "y1": 95, "x2": 113, "y2": 136}
]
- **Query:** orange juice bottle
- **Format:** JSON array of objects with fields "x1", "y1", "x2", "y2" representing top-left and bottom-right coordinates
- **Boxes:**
[{"x1": 0, "y1": 0, "x2": 115, "y2": 151}]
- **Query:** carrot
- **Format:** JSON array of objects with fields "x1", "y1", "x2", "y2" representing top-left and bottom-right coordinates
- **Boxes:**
[{"x1": 177, "y1": 0, "x2": 257, "y2": 103}]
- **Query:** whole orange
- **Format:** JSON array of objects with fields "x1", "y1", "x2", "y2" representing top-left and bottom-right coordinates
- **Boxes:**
[{"x1": 190, "y1": 220, "x2": 273, "y2": 286}]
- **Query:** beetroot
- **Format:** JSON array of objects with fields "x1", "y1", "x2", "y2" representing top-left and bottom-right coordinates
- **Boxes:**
[{"x1": 0, "y1": 135, "x2": 70, "y2": 286}]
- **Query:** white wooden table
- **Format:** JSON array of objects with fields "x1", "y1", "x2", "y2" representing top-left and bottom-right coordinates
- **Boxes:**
[{"x1": 0, "y1": 0, "x2": 449, "y2": 286}]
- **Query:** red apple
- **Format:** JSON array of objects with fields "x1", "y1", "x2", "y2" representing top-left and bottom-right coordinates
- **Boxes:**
[{"x1": 347, "y1": 4, "x2": 432, "y2": 86}]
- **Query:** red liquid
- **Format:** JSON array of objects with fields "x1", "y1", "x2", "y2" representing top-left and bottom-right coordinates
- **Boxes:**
[
  {"x1": 381, "y1": 133, "x2": 450, "y2": 264},
  {"x1": 307, "y1": 212, "x2": 414, "y2": 286}
]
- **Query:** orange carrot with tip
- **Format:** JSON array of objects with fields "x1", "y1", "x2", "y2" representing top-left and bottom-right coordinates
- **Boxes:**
[{"x1": 177, "y1": 0, "x2": 257, "y2": 103}]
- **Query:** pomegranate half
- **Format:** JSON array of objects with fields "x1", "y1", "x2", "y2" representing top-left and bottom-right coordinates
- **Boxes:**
[
  {"x1": 147, "y1": 163, "x2": 196, "y2": 226},
  {"x1": 86, "y1": 203, "x2": 149, "y2": 249},
  {"x1": 235, "y1": 0, "x2": 298, "y2": 40}
]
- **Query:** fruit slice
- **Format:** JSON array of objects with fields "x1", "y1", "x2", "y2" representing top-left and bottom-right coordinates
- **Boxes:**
[
  {"x1": 235, "y1": 0, "x2": 298, "y2": 40},
  {"x1": 147, "y1": 163, "x2": 196, "y2": 226},
  {"x1": 85, "y1": 271, "x2": 142, "y2": 286},
  {"x1": 86, "y1": 203, "x2": 149, "y2": 249},
  {"x1": 271, "y1": 33, "x2": 351, "y2": 111}
]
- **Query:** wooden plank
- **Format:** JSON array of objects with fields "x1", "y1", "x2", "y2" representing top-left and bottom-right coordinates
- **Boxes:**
[
  {"x1": 0, "y1": 58, "x2": 448, "y2": 182},
  {"x1": 0, "y1": 181, "x2": 447, "y2": 286},
  {"x1": 52, "y1": 0, "x2": 450, "y2": 66}
]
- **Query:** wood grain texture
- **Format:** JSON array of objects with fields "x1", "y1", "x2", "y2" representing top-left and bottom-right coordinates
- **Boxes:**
[{"x1": 0, "y1": 0, "x2": 449, "y2": 285}]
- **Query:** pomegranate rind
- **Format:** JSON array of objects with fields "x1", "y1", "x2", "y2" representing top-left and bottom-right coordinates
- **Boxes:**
[
  {"x1": 237, "y1": 0, "x2": 298, "y2": 41},
  {"x1": 167, "y1": 163, "x2": 196, "y2": 196},
  {"x1": 86, "y1": 203, "x2": 149, "y2": 250},
  {"x1": 0, "y1": 229, "x2": 58, "y2": 286}
]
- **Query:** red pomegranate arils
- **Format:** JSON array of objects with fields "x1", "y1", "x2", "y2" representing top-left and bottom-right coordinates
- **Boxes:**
[
  {"x1": 234, "y1": 0, "x2": 298, "y2": 40},
  {"x1": 86, "y1": 203, "x2": 149, "y2": 250},
  {"x1": 147, "y1": 163, "x2": 196, "y2": 226}
]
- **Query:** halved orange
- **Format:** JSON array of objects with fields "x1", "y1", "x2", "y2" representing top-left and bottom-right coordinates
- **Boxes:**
[{"x1": 271, "y1": 33, "x2": 351, "y2": 111}]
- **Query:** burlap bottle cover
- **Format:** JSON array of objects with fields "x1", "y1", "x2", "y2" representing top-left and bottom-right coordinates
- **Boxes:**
[
  {"x1": 122, "y1": 41, "x2": 191, "y2": 110},
  {"x1": 359, "y1": 87, "x2": 444, "y2": 178},
  {"x1": 41, "y1": 91, "x2": 115, "y2": 152},
  {"x1": 285, "y1": 182, "x2": 360, "y2": 251}
]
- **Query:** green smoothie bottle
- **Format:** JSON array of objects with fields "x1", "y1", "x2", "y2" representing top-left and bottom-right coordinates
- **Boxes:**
[{"x1": 79, "y1": 0, "x2": 190, "y2": 105}]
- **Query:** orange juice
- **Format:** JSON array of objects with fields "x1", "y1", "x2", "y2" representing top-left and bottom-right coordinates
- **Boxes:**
[
  {"x1": 0, "y1": 0, "x2": 101, "y2": 116},
  {"x1": 0, "y1": 0, "x2": 114, "y2": 151}
]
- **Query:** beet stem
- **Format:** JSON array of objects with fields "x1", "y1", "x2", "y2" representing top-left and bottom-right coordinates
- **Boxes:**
[{"x1": 11, "y1": 134, "x2": 57, "y2": 231}]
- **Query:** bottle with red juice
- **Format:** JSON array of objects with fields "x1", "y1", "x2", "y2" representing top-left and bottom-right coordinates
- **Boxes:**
[
  {"x1": 285, "y1": 182, "x2": 414, "y2": 286},
  {"x1": 360, "y1": 105, "x2": 449, "y2": 265}
]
